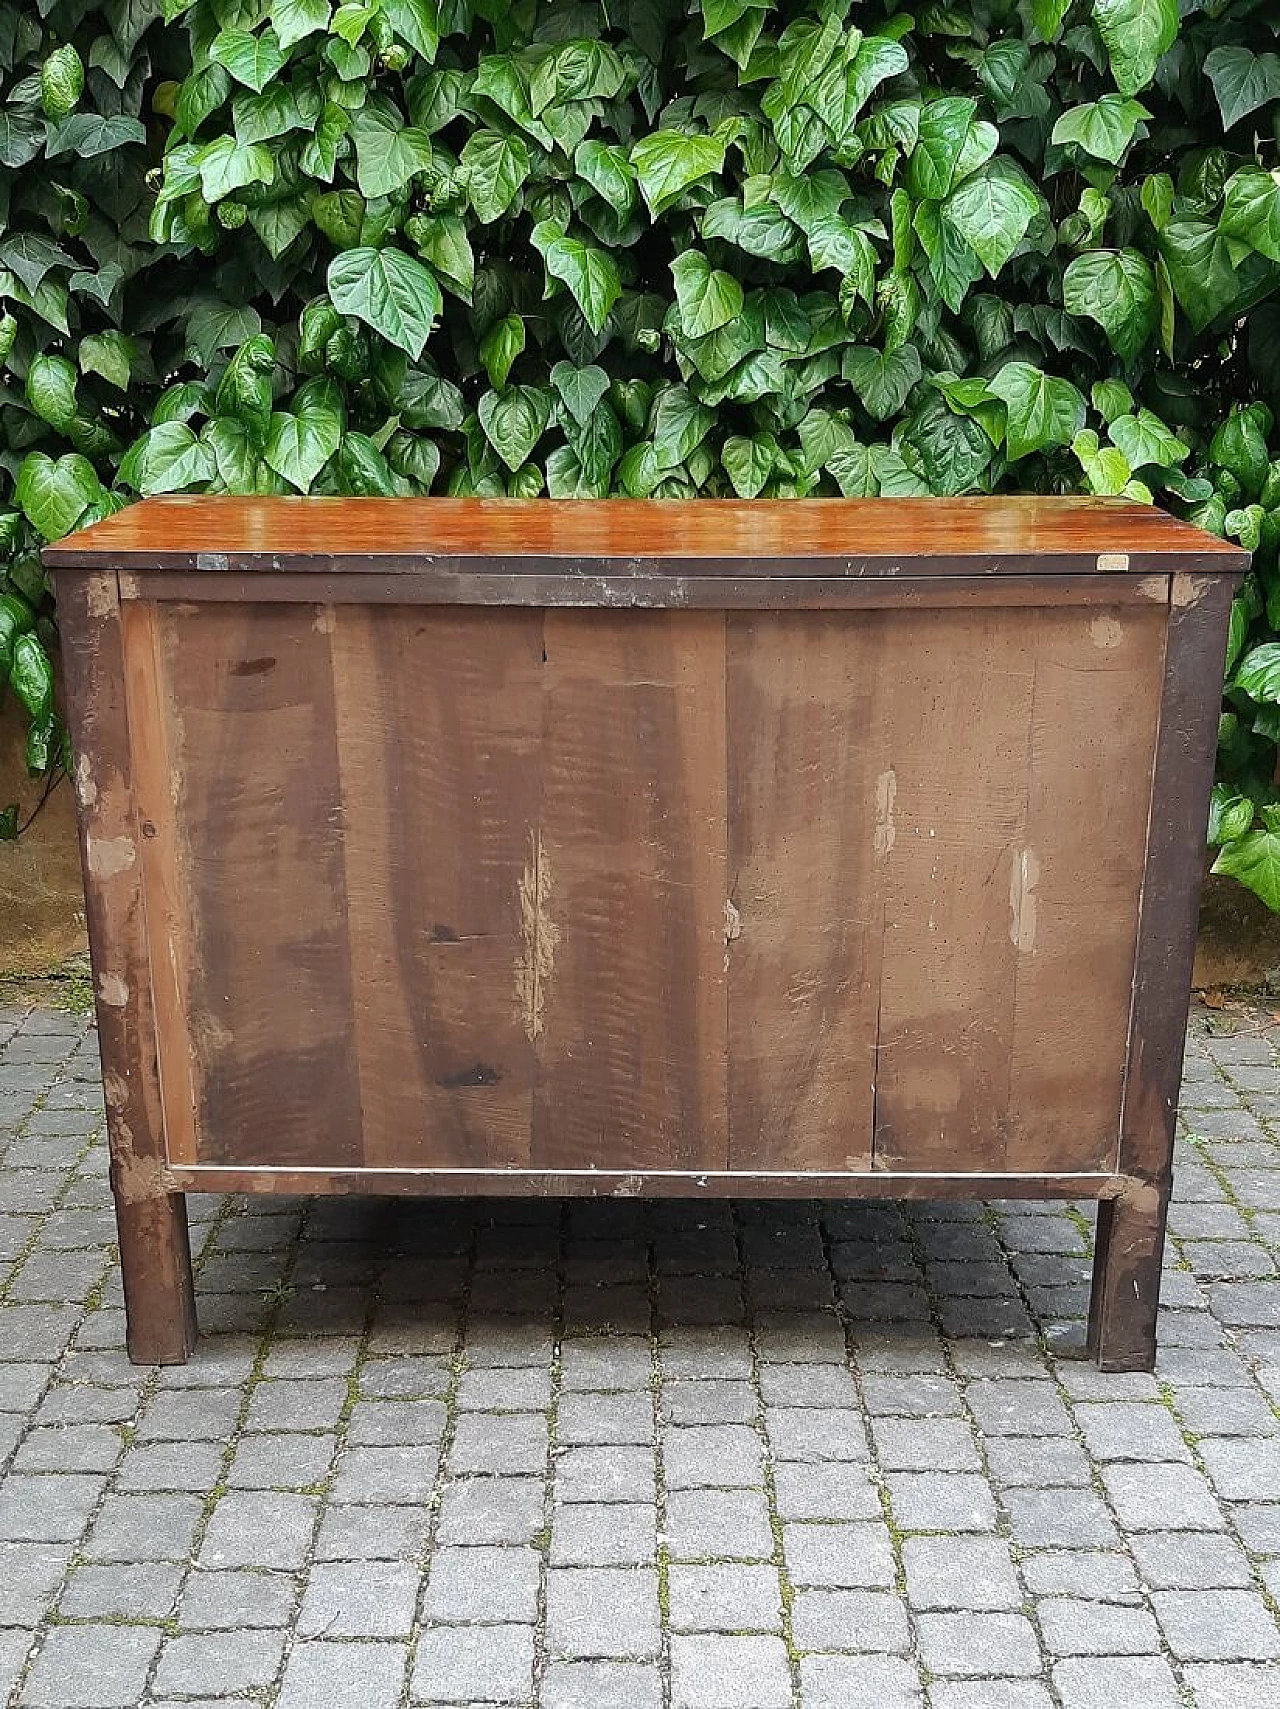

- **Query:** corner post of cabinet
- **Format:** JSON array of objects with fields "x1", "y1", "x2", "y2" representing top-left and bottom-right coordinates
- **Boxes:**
[
  {"x1": 53, "y1": 567, "x2": 197, "y2": 1365},
  {"x1": 1088, "y1": 568, "x2": 1240, "y2": 1372}
]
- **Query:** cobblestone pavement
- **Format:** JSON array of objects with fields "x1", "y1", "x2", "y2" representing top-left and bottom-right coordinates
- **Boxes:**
[{"x1": 5, "y1": 998, "x2": 1280, "y2": 1707}]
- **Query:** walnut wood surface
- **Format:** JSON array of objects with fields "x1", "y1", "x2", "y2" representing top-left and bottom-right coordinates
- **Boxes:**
[{"x1": 46, "y1": 495, "x2": 1245, "y2": 577}]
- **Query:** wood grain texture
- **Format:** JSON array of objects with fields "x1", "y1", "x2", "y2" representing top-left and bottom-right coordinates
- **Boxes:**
[
  {"x1": 47, "y1": 495, "x2": 1245, "y2": 577},
  {"x1": 1088, "y1": 571, "x2": 1237, "y2": 1370},
  {"x1": 330, "y1": 605, "x2": 541, "y2": 1167},
  {"x1": 153, "y1": 601, "x2": 363, "y2": 1168},
  {"x1": 532, "y1": 610, "x2": 729, "y2": 1171},
  {"x1": 53, "y1": 570, "x2": 197, "y2": 1364},
  {"x1": 726, "y1": 613, "x2": 886, "y2": 1170}
]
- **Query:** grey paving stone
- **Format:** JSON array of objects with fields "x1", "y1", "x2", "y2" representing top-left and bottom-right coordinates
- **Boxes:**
[
  {"x1": 929, "y1": 1686, "x2": 1053, "y2": 1709},
  {"x1": 901, "y1": 1535, "x2": 1021, "y2": 1611},
  {"x1": 14, "y1": 1424, "x2": 121, "y2": 1474},
  {"x1": 1020, "y1": 1549, "x2": 1141, "y2": 1602},
  {"x1": 152, "y1": 1629, "x2": 286, "y2": 1696},
  {"x1": 783, "y1": 1521, "x2": 895, "y2": 1589},
  {"x1": 540, "y1": 1659, "x2": 662, "y2": 1709},
  {"x1": 550, "y1": 1501, "x2": 655, "y2": 1566},
  {"x1": 965, "y1": 1379, "x2": 1073, "y2": 1436},
  {"x1": 1199, "y1": 1434, "x2": 1280, "y2": 1500},
  {"x1": 1153, "y1": 1588, "x2": 1280, "y2": 1661},
  {"x1": 423, "y1": 1543, "x2": 541, "y2": 1624},
  {"x1": 1173, "y1": 1385, "x2": 1279, "y2": 1436},
  {"x1": 559, "y1": 1338, "x2": 653, "y2": 1390},
  {"x1": 1005, "y1": 1487, "x2": 1119, "y2": 1549},
  {"x1": 228, "y1": 1430, "x2": 336, "y2": 1490},
  {"x1": 296, "y1": 1558, "x2": 419, "y2": 1637},
  {"x1": 916, "y1": 1611, "x2": 1041, "y2": 1677},
  {"x1": 670, "y1": 1633, "x2": 792, "y2": 1708},
  {"x1": 757, "y1": 1364, "x2": 857, "y2": 1408},
  {"x1": 1100, "y1": 1461, "x2": 1225, "y2": 1531},
  {"x1": 60, "y1": 1560, "x2": 181, "y2": 1621},
  {"x1": 1036, "y1": 1596, "x2": 1163, "y2": 1655},
  {"x1": 346, "y1": 1397, "x2": 447, "y2": 1445},
  {"x1": 983, "y1": 1434, "x2": 1093, "y2": 1487},
  {"x1": 665, "y1": 1487, "x2": 775, "y2": 1560},
  {"x1": 84, "y1": 1491, "x2": 203, "y2": 1563},
  {"x1": 178, "y1": 1567, "x2": 296, "y2": 1630},
  {"x1": 1130, "y1": 1529, "x2": 1254, "y2": 1588},
  {"x1": 437, "y1": 1475, "x2": 544, "y2": 1546},
  {"x1": 199, "y1": 1490, "x2": 319, "y2": 1569},
  {"x1": 663, "y1": 1379, "x2": 757, "y2": 1425},
  {"x1": 0, "y1": 1472, "x2": 103, "y2": 1542},
  {"x1": 1182, "y1": 1662, "x2": 1280, "y2": 1708},
  {"x1": 792, "y1": 1587, "x2": 910, "y2": 1653},
  {"x1": 773, "y1": 1461, "x2": 881, "y2": 1521},
  {"x1": 330, "y1": 1444, "x2": 439, "y2": 1504},
  {"x1": 668, "y1": 1564, "x2": 783, "y2": 1633},
  {"x1": 136, "y1": 1386, "x2": 242, "y2": 1441},
  {"x1": 20, "y1": 1624, "x2": 159, "y2": 1708},
  {"x1": 557, "y1": 1390, "x2": 653, "y2": 1445},
  {"x1": 860, "y1": 1373, "x2": 964, "y2": 1416},
  {"x1": 277, "y1": 1640, "x2": 408, "y2": 1707},
  {"x1": 314, "y1": 1499, "x2": 429, "y2": 1560},
  {"x1": 663, "y1": 1423, "x2": 765, "y2": 1488},
  {"x1": 798, "y1": 1653, "x2": 921, "y2": 1708},
  {"x1": 543, "y1": 1565, "x2": 660, "y2": 1659},
  {"x1": 764, "y1": 1407, "x2": 867, "y2": 1463},
  {"x1": 555, "y1": 1444, "x2": 655, "y2": 1502},
  {"x1": 410, "y1": 1623, "x2": 534, "y2": 1704},
  {"x1": 1052, "y1": 1655, "x2": 1181, "y2": 1709},
  {"x1": 885, "y1": 1471, "x2": 998, "y2": 1532},
  {"x1": 1073, "y1": 1400, "x2": 1191, "y2": 1462},
  {"x1": 871, "y1": 1416, "x2": 981, "y2": 1471},
  {"x1": 0, "y1": 1541, "x2": 71, "y2": 1625}
]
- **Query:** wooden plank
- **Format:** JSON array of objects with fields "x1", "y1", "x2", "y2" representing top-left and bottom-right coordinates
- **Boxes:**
[
  {"x1": 725, "y1": 612, "x2": 887, "y2": 1170},
  {"x1": 165, "y1": 1161, "x2": 1118, "y2": 1199},
  {"x1": 46, "y1": 495, "x2": 1247, "y2": 576},
  {"x1": 53, "y1": 570, "x2": 197, "y2": 1364},
  {"x1": 870, "y1": 608, "x2": 1036, "y2": 1173},
  {"x1": 115, "y1": 570, "x2": 1174, "y2": 611},
  {"x1": 1089, "y1": 570, "x2": 1239, "y2": 1370},
  {"x1": 329, "y1": 605, "x2": 542, "y2": 1167},
  {"x1": 532, "y1": 610, "x2": 729, "y2": 1171},
  {"x1": 157, "y1": 601, "x2": 363, "y2": 1167},
  {"x1": 1003, "y1": 602, "x2": 1167, "y2": 1171}
]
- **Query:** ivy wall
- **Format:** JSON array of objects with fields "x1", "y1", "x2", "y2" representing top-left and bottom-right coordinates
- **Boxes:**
[{"x1": 3, "y1": 0, "x2": 1280, "y2": 900}]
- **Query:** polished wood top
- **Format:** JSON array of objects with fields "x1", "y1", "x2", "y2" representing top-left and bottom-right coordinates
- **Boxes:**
[{"x1": 46, "y1": 495, "x2": 1244, "y2": 576}]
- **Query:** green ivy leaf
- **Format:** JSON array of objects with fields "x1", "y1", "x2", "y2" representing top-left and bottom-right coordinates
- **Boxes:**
[
  {"x1": 351, "y1": 99, "x2": 434, "y2": 197},
  {"x1": 478, "y1": 385, "x2": 553, "y2": 470},
  {"x1": 631, "y1": 129, "x2": 727, "y2": 217},
  {"x1": 1213, "y1": 830, "x2": 1280, "y2": 912},
  {"x1": 80, "y1": 331, "x2": 135, "y2": 392},
  {"x1": 909, "y1": 97, "x2": 977, "y2": 201},
  {"x1": 1203, "y1": 46, "x2": 1280, "y2": 131},
  {"x1": 841, "y1": 345, "x2": 923, "y2": 420},
  {"x1": 263, "y1": 402, "x2": 343, "y2": 491},
  {"x1": 460, "y1": 128, "x2": 531, "y2": 223},
  {"x1": 650, "y1": 383, "x2": 715, "y2": 470},
  {"x1": 1107, "y1": 409, "x2": 1188, "y2": 470},
  {"x1": 542, "y1": 233, "x2": 622, "y2": 336},
  {"x1": 45, "y1": 113, "x2": 145, "y2": 158},
  {"x1": 670, "y1": 250, "x2": 744, "y2": 340},
  {"x1": 988, "y1": 361, "x2": 1085, "y2": 460},
  {"x1": 551, "y1": 361, "x2": 611, "y2": 430},
  {"x1": 480, "y1": 314, "x2": 525, "y2": 391},
  {"x1": 14, "y1": 452, "x2": 102, "y2": 541},
  {"x1": 722, "y1": 433, "x2": 778, "y2": 498},
  {"x1": 271, "y1": 0, "x2": 331, "y2": 49},
  {"x1": 574, "y1": 140, "x2": 636, "y2": 214},
  {"x1": 25, "y1": 353, "x2": 78, "y2": 432},
  {"x1": 1220, "y1": 168, "x2": 1280, "y2": 268},
  {"x1": 195, "y1": 135, "x2": 276, "y2": 202},
  {"x1": 1062, "y1": 249, "x2": 1158, "y2": 361},
  {"x1": 943, "y1": 163, "x2": 1040, "y2": 278},
  {"x1": 1092, "y1": 0, "x2": 1177, "y2": 97},
  {"x1": 1160, "y1": 221, "x2": 1280, "y2": 335},
  {"x1": 209, "y1": 27, "x2": 288, "y2": 94},
  {"x1": 1051, "y1": 96, "x2": 1149, "y2": 164},
  {"x1": 327, "y1": 246, "x2": 442, "y2": 360},
  {"x1": 118, "y1": 423, "x2": 216, "y2": 495}
]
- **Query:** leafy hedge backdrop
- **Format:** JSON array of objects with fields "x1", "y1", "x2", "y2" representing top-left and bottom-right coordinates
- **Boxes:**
[{"x1": 4, "y1": 0, "x2": 1280, "y2": 902}]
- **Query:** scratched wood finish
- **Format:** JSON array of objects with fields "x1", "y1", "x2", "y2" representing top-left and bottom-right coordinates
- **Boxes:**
[{"x1": 45, "y1": 494, "x2": 1241, "y2": 578}]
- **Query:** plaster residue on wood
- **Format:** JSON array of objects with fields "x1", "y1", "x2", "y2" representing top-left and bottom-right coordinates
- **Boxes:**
[
  {"x1": 873, "y1": 767, "x2": 897, "y2": 858},
  {"x1": 1091, "y1": 614, "x2": 1124, "y2": 649},
  {"x1": 87, "y1": 833, "x2": 136, "y2": 880},
  {"x1": 1009, "y1": 847, "x2": 1040, "y2": 954},
  {"x1": 74, "y1": 753, "x2": 97, "y2": 808},
  {"x1": 97, "y1": 971, "x2": 129, "y2": 1008},
  {"x1": 516, "y1": 829, "x2": 558, "y2": 1043}
]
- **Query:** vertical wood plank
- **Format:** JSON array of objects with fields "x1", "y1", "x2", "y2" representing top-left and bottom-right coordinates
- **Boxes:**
[
  {"x1": 871, "y1": 609, "x2": 1035, "y2": 1173},
  {"x1": 725, "y1": 613, "x2": 886, "y2": 1170},
  {"x1": 1004, "y1": 602, "x2": 1167, "y2": 1170},
  {"x1": 1089, "y1": 571, "x2": 1237, "y2": 1370},
  {"x1": 54, "y1": 572, "x2": 197, "y2": 1364},
  {"x1": 330, "y1": 605, "x2": 542, "y2": 1167},
  {"x1": 161, "y1": 602, "x2": 363, "y2": 1167},
  {"x1": 532, "y1": 610, "x2": 729, "y2": 1172}
]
